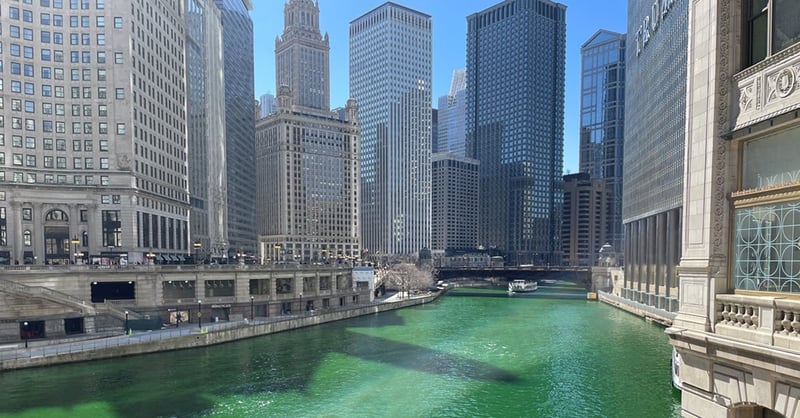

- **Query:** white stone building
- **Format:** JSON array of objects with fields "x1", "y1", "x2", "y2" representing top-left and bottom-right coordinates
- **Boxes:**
[
  {"x1": 1, "y1": 0, "x2": 191, "y2": 265},
  {"x1": 667, "y1": 0, "x2": 800, "y2": 416}
]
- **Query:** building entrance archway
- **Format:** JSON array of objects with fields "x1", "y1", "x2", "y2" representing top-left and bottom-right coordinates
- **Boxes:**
[{"x1": 43, "y1": 209, "x2": 70, "y2": 265}]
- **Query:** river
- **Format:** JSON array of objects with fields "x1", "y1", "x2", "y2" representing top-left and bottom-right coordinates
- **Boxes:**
[{"x1": 0, "y1": 284, "x2": 680, "y2": 417}]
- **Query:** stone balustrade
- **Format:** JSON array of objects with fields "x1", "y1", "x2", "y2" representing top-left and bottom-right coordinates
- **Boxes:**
[{"x1": 715, "y1": 294, "x2": 800, "y2": 351}]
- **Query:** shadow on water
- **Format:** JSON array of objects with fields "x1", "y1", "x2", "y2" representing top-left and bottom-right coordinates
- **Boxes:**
[{"x1": 0, "y1": 308, "x2": 519, "y2": 418}]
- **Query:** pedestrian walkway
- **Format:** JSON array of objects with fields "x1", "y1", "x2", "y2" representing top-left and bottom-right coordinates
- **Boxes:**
[{"x1": 0, "y1": 294, "x2": 440, "y2": 367}]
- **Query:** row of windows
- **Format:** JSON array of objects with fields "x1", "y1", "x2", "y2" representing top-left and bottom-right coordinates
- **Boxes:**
[
  {"x1": 3, "y1": 100, "x2": 109, "y2": 118},
  {"x1": 11, "y1": 0, "x2": 105, "y2": 11},
  {"x1": 1, "y1": 115, "x2": 125, "y2": 134},
  {"x1": 1, "y1": 171, "x2": 105, "y2": 185},
  {"x1": 2, "y1": 153, "x2": 109, "y2": 170},
  {"x1": 9, "y1": 27, "x2": 107, "y2": 46},
  {"x1": 5, "y1": 44, "x2": 122, "y2": 63},
  {"x1": 4, "y1": 82, "x2": 119, "y2": 101},
  {"x1": 1, "y1": 135, "x2": 108, "y2": 151}
]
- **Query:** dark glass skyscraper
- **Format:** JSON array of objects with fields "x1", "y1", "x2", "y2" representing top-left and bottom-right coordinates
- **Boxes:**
[
  {"x1": 578, "y1": 30, "x2": 625, "y2": 260},
  {"x1": 466, "y1": 0, "x2": 566, "y2": 266},
  {"x1": 214, "y1": 0, "x2": 256, "y2": 258}
]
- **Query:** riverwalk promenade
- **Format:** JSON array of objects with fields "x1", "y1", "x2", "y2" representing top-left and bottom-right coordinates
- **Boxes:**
[{"x1": 1, "y1": 291, "x2": 438, "y2": 371}]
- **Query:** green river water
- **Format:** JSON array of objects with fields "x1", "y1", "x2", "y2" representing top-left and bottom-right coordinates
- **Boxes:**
[{"x1": 0, "y1": 285, "x2": 681, "y2": 418}]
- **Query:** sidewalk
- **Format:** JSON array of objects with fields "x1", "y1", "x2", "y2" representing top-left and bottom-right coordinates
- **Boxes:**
[{"x1": 0, "y1": 294, "x2": 442, "y2": 370}]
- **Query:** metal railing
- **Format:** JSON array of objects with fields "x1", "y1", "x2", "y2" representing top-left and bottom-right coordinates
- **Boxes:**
[{"x1": 0, "y1": 293, "x2": 436, "y2": 363}]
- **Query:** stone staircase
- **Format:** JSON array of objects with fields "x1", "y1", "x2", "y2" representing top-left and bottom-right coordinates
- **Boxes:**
[{"x1": 0, "y1": 278, "x2": 142, "y2": 321}]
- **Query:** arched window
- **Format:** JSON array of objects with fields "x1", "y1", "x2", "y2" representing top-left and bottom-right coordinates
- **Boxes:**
[
  {"x1": 23, "y1": 230, "x2": 32, "y2": 246},
  {"x1": 45, "y1": 209, "x2": 69, "y2": 221},
  {"x1": 82, "y1": 231, "x2": 89, "y2": 247}
]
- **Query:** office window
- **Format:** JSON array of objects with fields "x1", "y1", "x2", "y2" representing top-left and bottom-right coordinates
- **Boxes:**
[
  {"x1": 115, "y1": 88, "x2": 125, "y2": 99},
  {"x1": 114, "y1": 52, "x2": 123, "y2": 64},
  {"x1": 116, "y1": 123, "x2": 125, "y2": 135},
  {"x1": 113, "y1": 17, "x2": 122, "y2": 28},
  {"x1": 747, "y1": 0, "x2": 800, "y2": 66}
]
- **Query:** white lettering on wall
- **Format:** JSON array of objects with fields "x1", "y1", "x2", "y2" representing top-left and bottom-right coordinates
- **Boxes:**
[{"x1": 636, "y1": 0, "x2": 678, "y2": 57}]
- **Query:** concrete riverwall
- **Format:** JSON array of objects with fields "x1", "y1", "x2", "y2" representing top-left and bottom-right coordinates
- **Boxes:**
[
  {"x1": 597, "y1": 290, "x2": 675, "y2": 327},
  {"x1": 1, "y1": 294, "x2": 439, "y2": 371}
]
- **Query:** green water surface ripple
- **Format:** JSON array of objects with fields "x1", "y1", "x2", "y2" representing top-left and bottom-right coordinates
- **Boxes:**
[{"x1": 0, "y1": 286, "x2": 680, "y2": 418}]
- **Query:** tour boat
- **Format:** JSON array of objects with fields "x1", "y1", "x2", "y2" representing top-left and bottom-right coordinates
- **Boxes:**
[
  {"x1": 671, "y1": 348, "x2": 683, "y2": 391},
  {"x1": 508, "y1": 280, "x2": 538, "y2": 293}
]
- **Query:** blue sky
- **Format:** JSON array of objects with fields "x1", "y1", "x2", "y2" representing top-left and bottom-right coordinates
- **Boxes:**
[{"x1": 251, "y1": 0, "x2": 627, "y2": 174}]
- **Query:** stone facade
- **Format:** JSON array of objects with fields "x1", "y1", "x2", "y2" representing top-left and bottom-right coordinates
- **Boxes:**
[
  {"x1": 667, "y1": 1, "x2": 800, "y2": 417},
  {"x1": 0, "y1": 265, "x2": 366, "y2": 344}
]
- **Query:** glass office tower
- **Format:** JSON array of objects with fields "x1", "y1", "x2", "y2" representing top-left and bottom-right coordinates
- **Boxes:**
[
  {"x1": 465, "y1": 0, "x2": 566, "y2": 266},
  {"x1": 437, "y1": 69, "x2": 467, "y2": 157},
  {"x1": 214, "y1": 0, "x2": 256, "y2": 258},
  {"x1": 186, "y1": 0, "x2": 228, "y2": 262},
  {"x1": 349, "y1": 2, "x2": 432, "y2": 257},
  {"x1": 578, "y1": 30, "x2": 625, "y2": 261}
]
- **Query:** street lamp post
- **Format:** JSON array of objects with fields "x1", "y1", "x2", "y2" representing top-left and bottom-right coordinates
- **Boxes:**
[
  {"x1": 70, "y1": 236, "x2": 80, "y2": 264},
  {"x1": 197, "y1": 300, "x2": 202, "y2": 329},
  {"x1": 124, "y1": 311, "x2": 129, "y2": 334},
  {"x1": 193, "y1": 241, "x2": 202, "y2": 264},
  {"x1": 250, "y1": 295, "x2": 254, "y2": 321},
  {"x1": 22, "y1": 321, "x2": 29, "y2": 348}
]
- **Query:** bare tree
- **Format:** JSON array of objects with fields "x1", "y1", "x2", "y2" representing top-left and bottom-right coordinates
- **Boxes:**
[{"x1": 384, "y1": 263, "x2": 434, "y2": 298}]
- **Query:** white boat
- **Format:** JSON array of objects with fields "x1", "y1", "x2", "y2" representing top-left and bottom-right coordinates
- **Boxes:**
[
  {"x1": 671, "y1": 348, "x2": 683, "y2": 391},
  {"x1": 508, "y1": 280, "x2": 538, "y2": 293}
]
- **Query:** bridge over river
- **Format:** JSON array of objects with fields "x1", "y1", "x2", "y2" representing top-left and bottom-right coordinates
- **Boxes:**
[{"x1": 434, "y1": 265, "x2": 591, "y2": 287}]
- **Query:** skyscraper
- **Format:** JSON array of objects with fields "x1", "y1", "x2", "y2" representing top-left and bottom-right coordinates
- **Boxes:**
[
  {"x1": 621, "y1": 0, "x2": 687, "y2": 312},
  {"x1": 578, "y1": 29, "x2": 625, "y2": 261},
  {"x1": 255, "y1": 0, "x2": 360, "y2": 263},
  {"x1": 0, "y1": 0, "x2": 190, "y2": 265},
  {"x1": 258, "y1": 93, "x2": 277, "y2": 119},
  {"x1": 465, "y1": 0, "x2": 566, "y2": 266},
  {"x1": 186, "y1": 0, "x2": 228, "y2": 262},
  {"x1": 350, "y1": 2, "x2": 432, "y2": 257},
  {"x1": 431, "y1": 154, "x2": 479, "y2": 253},
  {"x1": 275, "y1": 0, "x2": 329, "y2": 111},
  {"x1": 437, "y1": 69, "x2": 467, "y2": 157},
  {"x1": 561, "y1": 173, "x2": 607, "y2": 266},
  {"x1": 214, "y1": 0, "x2": 256, "y2": 259}
]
